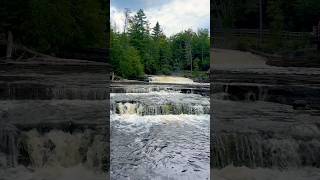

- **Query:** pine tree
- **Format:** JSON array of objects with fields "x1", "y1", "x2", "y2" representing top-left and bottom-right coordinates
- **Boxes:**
[
  {"x1": 152, "y1": 22, "x2": 163, "y2": 40},
  {"x1": 128, "y1": 9, "x2": 149, "y2": 56}
]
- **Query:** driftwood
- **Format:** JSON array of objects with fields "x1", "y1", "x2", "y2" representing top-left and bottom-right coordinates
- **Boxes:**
[
  {"x1": 0, "y1": 36, "x2": 56, "y2": 61},
  {"x1": 14, "y1": 44, "x2": 56, "y2": 60}
]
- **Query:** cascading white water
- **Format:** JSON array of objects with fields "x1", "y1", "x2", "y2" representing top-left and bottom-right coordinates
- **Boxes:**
[
  {"x1": 148, "y1": 76, "x2": 195, "y2": 84},
  {"x1": 111, "y1": 77, "x2": 210, "y2": 180}
]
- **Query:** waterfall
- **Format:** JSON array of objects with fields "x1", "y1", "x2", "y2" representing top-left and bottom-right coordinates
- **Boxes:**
[
  {"x1": 213, "y1": 133, "x2": 320, "y2": 169},
  {"x1": 0, "y1": 110, "x2": 19, "y2": 168},
  {"x1": 148, "y1": 76, "x2": 195, "y2": 84},
  {"x1": 111, "y1": 80, "x2": 210, "y2": 179},
  {"x1": 15, "y1": 129, "x2": 107, "y2": 170},
  {"x1": 111, "y1": 102, "x2": 209, "y2": 115}
]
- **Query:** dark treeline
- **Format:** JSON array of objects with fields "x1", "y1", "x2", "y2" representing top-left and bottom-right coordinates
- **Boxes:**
[
  {"x1": 111, "y1": 9, "x2": 210, "y2": 79},
  {"x1": 212, "y1": 0, "x2": 320, "y2": 32},
  {"x1": 212, "y1": 0, "x2": 320, "y2": 56},
  {"x1": 0, "y1": 0, "x2": 108, "y2": 55}
]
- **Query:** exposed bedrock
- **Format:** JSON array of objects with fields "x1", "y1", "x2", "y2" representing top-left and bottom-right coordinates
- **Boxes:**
[
  {"x1": 211, "y1": 68, "x2": 320, "y2": 109},
  {"x1": 211, "y1": 95, "x2": 320, "y2": 169},
  {"x1": 0, "y1": 83, "x2": 108, "y2": 100},
  {"x1": 112, "y1": 101, "x2": 210, "y2": 115},
  {"x1": 213, "y1": 133, "x2": 320, "y2": 168},
  {"x1": 211, "y1": 54, "x2": 320, "y2": 170},
  {"x1": 111, "y1": 83, "x2": 210, "y2": 96},
  {"x1": 111, "y1": 95, "x2": 209, "y2": 117},
  {"x1": 212, "y1": 83, "x2": 320, "y2": 109}
]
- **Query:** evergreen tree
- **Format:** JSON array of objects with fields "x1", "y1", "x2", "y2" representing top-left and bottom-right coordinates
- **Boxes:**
[
  {"x1": 110, "y1": 8, "x2": 210, "y2": 79},
  {"x1": 1, "y1": 0, "x2": 107, "y2": 54},
  {"x1": 128, "y1": 9, "x2": 155, "y2": 73},
  {"x1": 267, "y1": 0, "x2": 284, "y2": 47},
  {"x1": 152, "y1": 22, "x2": 164, "y2": 40}
]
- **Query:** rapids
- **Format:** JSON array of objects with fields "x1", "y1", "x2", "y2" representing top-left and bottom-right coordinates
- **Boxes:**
[{"x1": 110, "y1": 76, "x2": 210, "y2": 180}]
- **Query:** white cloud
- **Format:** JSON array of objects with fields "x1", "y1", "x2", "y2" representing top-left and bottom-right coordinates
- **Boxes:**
[
  {"x1": 110, "y1": 6, "x2": 126, "y2": 32},
  {"x1": 110, "y1": 0, "x2": 210, "y2": 36}
]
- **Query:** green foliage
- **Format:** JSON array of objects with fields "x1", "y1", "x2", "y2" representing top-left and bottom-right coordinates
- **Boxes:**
[
  {"x1": 110, "y1": 9, "x2": 210, "y2": 79},
  {"x1": 212, "y1": 0, "x2": 320, "y2": 31},
  {"x1": 111, "y1": 30, "x2": 144, "y2": 79},
  {"x1": 152, "y1": 22, "x2": 164, "y2": 40},
  {"x1": 267, "y1": 0, "x2": 284, "y2": 48},
  {"x1": 1, "y1": 0, "x2": 107, "y2": 53},
  {"x1": 119, "y1": 46, "x2": 144, "y2": 79}
]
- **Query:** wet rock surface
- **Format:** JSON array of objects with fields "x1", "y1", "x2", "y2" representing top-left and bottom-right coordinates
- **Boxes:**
[
  {"x1": 211, "y1": 49, "x2": 320, "y2": 179},
  {"x1": 0, "y1": 59, "x2": 110, "y2": 179}
]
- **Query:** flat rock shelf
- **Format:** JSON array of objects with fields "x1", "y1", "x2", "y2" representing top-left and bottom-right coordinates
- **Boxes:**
[{"x1": 211, "y1": 49, "x2": 320, "y2": 180}]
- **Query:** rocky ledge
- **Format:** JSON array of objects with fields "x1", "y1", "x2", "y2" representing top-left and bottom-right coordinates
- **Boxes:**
[{"x1": 0, "y1": 58, "x2": 111, "y2": 179}]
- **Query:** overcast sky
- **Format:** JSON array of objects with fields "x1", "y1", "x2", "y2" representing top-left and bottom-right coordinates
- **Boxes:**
[{"x1": 110, "y1": 0, "x2": 210, "y2": 36}]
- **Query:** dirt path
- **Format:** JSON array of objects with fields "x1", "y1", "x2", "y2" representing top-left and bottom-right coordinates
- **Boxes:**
[{"x1": 211, "y1": 48, "x2": 270, "y2": 69}]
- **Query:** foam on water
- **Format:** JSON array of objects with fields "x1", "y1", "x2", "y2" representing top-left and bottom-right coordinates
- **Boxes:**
[
  {"x1": 110, "y1": 83, "x2": 210, "y2": 179},
  {"x1": 111, "y1": 114, "x2": 210, "y2": 180}
]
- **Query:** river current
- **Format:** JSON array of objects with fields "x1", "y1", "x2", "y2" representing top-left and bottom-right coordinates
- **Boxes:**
[{"x1": 110, "y1": 76, "x2": 210, "y2": 180}]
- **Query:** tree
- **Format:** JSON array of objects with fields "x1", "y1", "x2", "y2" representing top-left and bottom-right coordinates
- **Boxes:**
[
  {"x1": 119, "y1": 46, "x2": 144, "y2": 79},
  {"x1": 152, "y1": 22, "x2": 164, "y2": 40},
  {"x1": 110, "y1": 8, "x2": 210, "y2": 78},
  {"x1": 128, "y1": 9, "x2": 153, "y2": 73},
  {"x1": 158, "y1": 38, "x2": 172, "y2": 74},
  {"x1": 110, "y1": 29, "x2": 144, "y2": 79},
  {"x1": 267, "y1": 0, "x2": 284, "y2": 47},
  {"x1": 193, "y1": 29, "x2": 210, "y2": 71},
  {"x1": 1, "y1": 0, "x2": 107, "y2": 55},
  {"x1": 0, "y1": 0, "x2": 28, "y2": 59}
]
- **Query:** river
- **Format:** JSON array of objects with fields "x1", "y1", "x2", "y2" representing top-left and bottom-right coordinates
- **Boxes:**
[{"x1": 110, "y1": 76, "x2": 210, "y2": 180}]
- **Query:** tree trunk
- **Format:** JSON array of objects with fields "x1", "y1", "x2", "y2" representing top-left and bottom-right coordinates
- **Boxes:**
[
  {"x1": 111, "y1": 72, "x2": 115, "y2": 81},
  {"x1": 201, "y1": 45, "x2": 204, "y2": 62},
  {"x1": 6, "y1": 31, "x2": 13, "y2": 60},
  {"x1": 259, "y1": 0, "x2": 263, "y2": 48},
  {"x1": 189, "y1": 43, "x2": 192, "y2": 73}
]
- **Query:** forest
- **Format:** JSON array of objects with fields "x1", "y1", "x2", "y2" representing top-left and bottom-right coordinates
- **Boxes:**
[
  {"x1": 0, "y1": 0, "x2": 108, "y2": 55},
  {"x1": 212, "y1": 0, "x2": 320, "y2": 31},
  {"x1": 110, "y1": 9, "x2": 210, "y2": 79},
  {"x1": 2, "y1": 0, "x2": 318, "y2": 71},
  {"x1": 211, "y1": 0, "x2": 320, "y2": 59}
]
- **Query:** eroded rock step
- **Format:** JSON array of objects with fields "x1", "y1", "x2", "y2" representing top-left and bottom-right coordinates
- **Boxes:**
[
  {"x1": 110, "y1": 91, "x2": 210, "y2": 116},
  {"x1": 212, "y1": 83, "x2": 320, "y2": 109},
  {"x1": 212, "y1": 100, "x2": 320, "y2": 169},
  {"x1": 211, "y1": 68, "x2": 320, "y2": 109},
  {"x1": 111, "y1": 83, "x2": 209, "y2": 96},
  {"x1": 0, "y1": 100, "x2": 108, "y2": 169}
]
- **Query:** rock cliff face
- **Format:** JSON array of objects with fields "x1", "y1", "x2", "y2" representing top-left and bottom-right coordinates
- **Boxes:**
[
  {"x1": 211, "y1": 49, "x2": 320, "y2": 171},
  {"x1": 0, "y1": 58, "x2": 110, "y2": 178}
]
